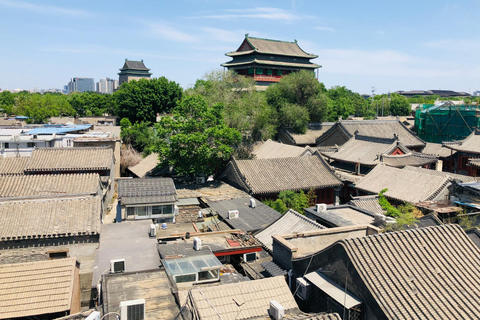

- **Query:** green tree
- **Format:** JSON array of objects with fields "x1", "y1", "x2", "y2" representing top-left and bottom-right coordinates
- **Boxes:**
[
  {"x1": 0, "y1": 90, "x2": 15, "y2": 114},
  {"x1": 68, "y1": 92, "x2": 116, "y2": 117},
  {"x1": 155, "y1": 95, "x2": 241, "y2": 177},
  {"x1": 14, "y1": 93, "x2": 75, "y2": 123},
  {"x1": 390, "y1": 93, "x2": 411, "y2": 116},
  {"x1": 379, "y1": 189, "x2": 419, "y2": 232},
  {"x1": 120, "y1": 118, "x2": 156, "y2": 155},
  {"x1": 264, "y1": 190, "x2": 310, "y2": 214},
  {"x1": 189, "y1": 70, "x2": 277, "y2": 141},
  {"x1": 326, "y1": 86, "x2": 368, "y2": 120},
  {"x1": 265, "y1": 70, "x2": 328, "y2": 133},
  {"x1": 115, "y1": 77, "x2": 183, "y2": 124}
]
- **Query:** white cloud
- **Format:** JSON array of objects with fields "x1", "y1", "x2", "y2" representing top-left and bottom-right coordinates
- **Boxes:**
[
  {"x1": 315, "y1": 26, "x2": 335, "y2": 32},
  {"x1": 147, "y1": 23, "x2": 198, "y2": 43},
  {"x1": 191, "y1": 7, "x2": 302, "y2": 21},
  {"x1": 0, "y1": 0, "x2": 92, "y2": 17}
]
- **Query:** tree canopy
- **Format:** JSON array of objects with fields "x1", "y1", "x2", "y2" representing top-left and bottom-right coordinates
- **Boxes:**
[
  {"x1": 154, "y1": 95, "x2": 241, "y2": 177},
  {"x1": 265, "y1": 70, "x2": 329, "y2": 133},
  {"x1": 116, "y1": 77, "x2": 183, "y2": 124}
]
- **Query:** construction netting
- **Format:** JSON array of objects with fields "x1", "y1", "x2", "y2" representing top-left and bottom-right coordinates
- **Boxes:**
[{"x1": 415, "y1": 102, "x2": 480, "y2": 143}]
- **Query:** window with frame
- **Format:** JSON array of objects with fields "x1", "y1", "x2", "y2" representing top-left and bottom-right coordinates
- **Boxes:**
[{"x1": 27, "y1": 142, "x2": 35, "y2": 148}]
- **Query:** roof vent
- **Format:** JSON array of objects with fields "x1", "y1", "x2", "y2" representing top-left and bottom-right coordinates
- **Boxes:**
[
  {"x1": 269, "y1": 300, "x2": 284, "y2": 320},
  {"x1": 316, "y1": 204, "x2": 327, "y2": 213},
  {"x1": 250, "y1": 198, "x2": 256, "y2": 208}
]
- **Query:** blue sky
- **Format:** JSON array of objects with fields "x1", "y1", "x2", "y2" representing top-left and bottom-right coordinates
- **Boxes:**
[{"x1": 1, "y1": 0, "x2": 479, "y2": 94}]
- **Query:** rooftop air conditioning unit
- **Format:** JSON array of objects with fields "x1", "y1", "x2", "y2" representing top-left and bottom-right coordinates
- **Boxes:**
[
  {"x1": 269, "y1": 300, "x2": 285, "y2": 320},
  {"x1": 250, "y1": 198, "x2": 256, "y2": 208},
  {"x1": 243, "y1": 252, "x2": 256, "y2": 263},
  {"x1": 110, "y1": 258, "x2": 125, "y2": 273},
  {"x1": 193, "y1": 237, "x2": 202, "y2": 251},
  {"x1": 196, "y1": 176, "x2": 205, "y2": 184},
  {"x1": 296, "y1": 277, "x2": 310, "y2": 300},
  {"x1": 149, "y1": 224, "x2": 156, "y2": 238},
  {"x1": 228, "y1": 210, "x2": 239, "y2": 219},
  {"x1": 120, "y1": 299, "x2": 145, "y2": 320},
  {"x1": 316, "y1": 203, "x2": 327, "y2": 213}
]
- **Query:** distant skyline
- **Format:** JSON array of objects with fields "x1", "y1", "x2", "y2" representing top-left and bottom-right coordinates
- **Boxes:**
[{"x1": 1, "y1": 0, "x2": 480, "y2": 94}]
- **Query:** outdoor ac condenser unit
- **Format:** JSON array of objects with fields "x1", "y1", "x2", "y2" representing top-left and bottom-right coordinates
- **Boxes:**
[
  {"x1": 193, "y1": 237, "x2": 202, "y2": 250},
  {"x1": 110, "y1": 258, "x2": 126, "y2": 273},
  {"x1": 120, "y1": 299, "x2": 145, "y2": 320},
  {"x1": 296, "y1": 277, "x2": 310, "y2": 300},
  {"x1": 228, "y1": 210, "x2": 239, "y2": 219},
  {"x1": 269, "y1": 300, "x2": 285, "y2": 320}
]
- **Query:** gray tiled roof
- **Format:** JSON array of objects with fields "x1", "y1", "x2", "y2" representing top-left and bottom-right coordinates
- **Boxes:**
[
  {"x1": 354, "y1": 165, "x2": 475, "y2": 203},
  {"x1": 0, "y1": 197, "x2": 101, "y2": 241},
  {"x1": 0, "y1": 258, "x2": 78, "y2": 319},
  {"x1": 280, "y1": 123, "x2": 335, "y2": 146},
  {"x1": 127, "y1": 153, "x2": 159, "y2": 178},
  {"x1": 469, "y1": 159, "x2": 480, "y2": 167},
  {"x1": 317, "y1": 120, "x2": 426, "y2": 149},
  {"x1": 210, "y1": 197, "x2": 281, "y2": 233},
  {"x1": 26, "y1": 147, "x2": 113, "y2": 172},
  {"x1": 322, "y1": 135, "x2": 410, "y2": 166},
  {"x1": 286, "y1": 313, "x2": 342, "y2": 320},
  {"x1": 118, "y1": 177, "x2": 177, "y2": 205},
  {"x1": 222, "y1": 154, "x2": 342, "y2": 195},
  {"x1": 261, "y1": 261, "x2": 287, "y2": 277},
  {"x1": 380, "y1": 152, "x2": 438, "y2": 168},
  {"x1": 444, "y1": 130, "x2": 480, "y2": 154},
  {"x1": 186, "y1": 276, "x2": 298, "y2": 320},
  {"x1": 226, "y1": 35, "x2": 317, "y2": 58},
  {"x1": 0, "y1": 173, "x2": 100, "y2": 200},
  {"x1": 121, "y1": 60, "x2": 150, "y2": 71},
  {"x1": 255, "y1": 209, "x2": 326, "y2": 251},
  {"x1": 252, "y1": 140, "x2": 313, "y2": 159},
  {"x1": 349, "y1": 195, "x2": 386, "y2": 215},
  {"x1": 341, "y1": 224, "x2": 480, "y2": 319},
  {"x1": 0, "y1": 157, "x2": 29, "y2": 175},
  {"x1": 422, "y1": 142, "x2": 453, "y2": 158}
]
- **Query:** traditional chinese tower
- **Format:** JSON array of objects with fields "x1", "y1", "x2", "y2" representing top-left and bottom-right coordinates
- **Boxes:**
[
  {"x1": 118, "y1": 59, "x2": 152, "y2": 86},
  {"x1": 221, "y1": 34, "x2": 320, "y2": 87}
]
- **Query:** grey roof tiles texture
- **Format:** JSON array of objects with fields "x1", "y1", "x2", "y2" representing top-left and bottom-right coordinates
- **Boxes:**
[
  {"x1": 118, "y1": 177, "x2": 177, "y2": 205},
  {"x1": 225, "y1": 154, "x2": 342, "y2": 195},
  {"x1": 349, "y1": 196, "x2": 386, "y2": 215},
  {"x1": 0, "y1": 197, "x2": 101, "y2": 241},
  {"x1": 0, "y1": 258, "x2": 78, "y2": 319},
  {"x1": 317, "y1": 120, "x2": 425, "y2": 148},
  {"x1": 255, "y1": 209, "x2": 326, "y2": 251},
  {"x1": 422, "y1": 142, "x2": 453, "y2": 158},
  {"x1": 252, "y1": 140, "x2": 312, "y2": 159},
  {"x1": 0, "y1": 157, "x2": 29, "y2": 175},
  {"x1": 444, "y1": 130, "x2": 480, "y2": 154},
  {"x1": 380, "y1": 152, "x2": 438, "y2": 168},
  {"x1": 341, "y1": 224, "x2": 480, "y2": 319},
  {"x1": 0, "y1": 173, "x2": 100, "y2": 200},
  {"x1": 322, "y1": 135, "x2": 408, "y2": 166},
  {"x1": 188, "y1": 276, "x2": 298, "y2": 320},
  {"x1": 284, "y1": 123, "x2": 335, "y2": 145},
  {"x1": 26, "y1": 147, "x2": 113, "y2": 172},
  {"x1": 354, "y1": 165, "x2": 475, "y2": 203},
  {"x1": 210, "y1": 197, "x2": 281, "y2": 233}
]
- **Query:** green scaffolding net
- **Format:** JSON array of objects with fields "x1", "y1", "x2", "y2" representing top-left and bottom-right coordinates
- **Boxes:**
[{"x1": 415, "y1": 103, "x2": 480, "y2": 143}]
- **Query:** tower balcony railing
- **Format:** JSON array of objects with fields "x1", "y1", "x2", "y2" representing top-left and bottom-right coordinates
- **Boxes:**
[{"x1": 253, "y1": 74, "x2": 283, "y2": 82}]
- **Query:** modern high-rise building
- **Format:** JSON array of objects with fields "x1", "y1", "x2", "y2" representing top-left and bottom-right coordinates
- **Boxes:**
[
  {"x1": 67, "y1": 77, "x2": 95, "y2": 93},
  {"x1": 96, "y1": 78, "x2": 117, "y2": 94}
]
